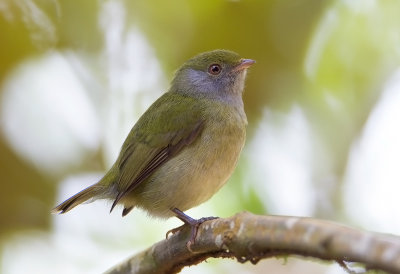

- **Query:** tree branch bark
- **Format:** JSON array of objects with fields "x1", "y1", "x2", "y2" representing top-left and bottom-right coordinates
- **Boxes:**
[{"x1": 104, "y1": 211, "x2": 400, "y2": 274}]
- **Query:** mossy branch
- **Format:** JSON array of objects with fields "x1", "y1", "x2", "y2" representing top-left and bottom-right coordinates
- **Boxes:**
[{"x1": 105, "y1": 211, "x2": 400, "y2": 274}]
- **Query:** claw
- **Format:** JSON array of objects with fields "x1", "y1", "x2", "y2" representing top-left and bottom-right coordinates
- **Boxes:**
[
  {"x1": 168, "y1": 208, "x2": 218, "y2": 251},
  {"x1": 166, "y1": 224, "x2": 185, "y2": 239}
]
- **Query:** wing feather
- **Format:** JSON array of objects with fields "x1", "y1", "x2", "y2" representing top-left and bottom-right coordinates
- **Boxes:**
[{"x1": 109, "y1": 92, "x2": 205, "y2": 212}]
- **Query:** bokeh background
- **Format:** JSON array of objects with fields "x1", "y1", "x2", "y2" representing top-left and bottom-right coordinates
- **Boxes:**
[{"x1": 1, "y1": 0, "x2": 400, "y2": 273}]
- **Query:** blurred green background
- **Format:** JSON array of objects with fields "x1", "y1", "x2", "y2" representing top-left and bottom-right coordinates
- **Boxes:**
[{"x1": 1, "y1": 0, "x2": 400, "y2": 273}]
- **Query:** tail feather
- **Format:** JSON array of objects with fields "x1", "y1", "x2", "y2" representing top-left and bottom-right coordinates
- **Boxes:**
[{"x1": 52, "y1": 184, "x2": 101, "y2": 214}]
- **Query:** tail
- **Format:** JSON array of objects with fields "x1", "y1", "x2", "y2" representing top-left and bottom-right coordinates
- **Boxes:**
[{"x1": 52, "y1": 184, "x2": 102, "y2": 214}]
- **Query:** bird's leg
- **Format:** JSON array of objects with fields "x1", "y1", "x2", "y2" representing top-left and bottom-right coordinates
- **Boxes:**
[{"x1": 166, "y1": 208, "x2": 218, "y2": 250}]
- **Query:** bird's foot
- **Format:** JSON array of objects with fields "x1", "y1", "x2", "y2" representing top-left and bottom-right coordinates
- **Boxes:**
[
  {"x1": 166, "y1": 208, "x2": 218, "y2": 251},
  {"x1": 165, "y1": 224, "x2": 185, "y2": 239}
]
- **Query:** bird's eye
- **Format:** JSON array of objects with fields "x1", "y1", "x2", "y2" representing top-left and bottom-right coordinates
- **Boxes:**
[{"x1": 208, "y1": 64, "x2": 222, "y2": 75}]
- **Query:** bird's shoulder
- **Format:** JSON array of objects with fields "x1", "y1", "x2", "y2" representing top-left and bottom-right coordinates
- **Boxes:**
[{"x1": 121, "y1": 92, "x2": 204, "y2": 150}]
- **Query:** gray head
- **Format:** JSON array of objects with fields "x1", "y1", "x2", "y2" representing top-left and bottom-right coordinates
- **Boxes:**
[{"x1": 171, "y1": 50, "x2": 255, "y2": 105}]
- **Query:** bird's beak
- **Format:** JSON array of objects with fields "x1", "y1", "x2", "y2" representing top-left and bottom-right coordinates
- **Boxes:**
[{"x1": 233, "y1": 58, "x2": 256, "y2": 72}]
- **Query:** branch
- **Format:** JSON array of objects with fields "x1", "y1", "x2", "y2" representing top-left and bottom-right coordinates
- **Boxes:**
[{"x1": 104, "y1": 211, "x2": 400, "y2": 274}]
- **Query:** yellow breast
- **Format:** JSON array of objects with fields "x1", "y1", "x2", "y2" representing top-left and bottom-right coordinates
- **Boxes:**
[{"x1": 133, "y1": 103, "x2": 247, "y2": 218}]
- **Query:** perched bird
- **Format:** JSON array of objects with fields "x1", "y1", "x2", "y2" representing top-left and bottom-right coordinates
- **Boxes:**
[{"x1": 53, "y1": 49, "x2": 254, "y2": 246}]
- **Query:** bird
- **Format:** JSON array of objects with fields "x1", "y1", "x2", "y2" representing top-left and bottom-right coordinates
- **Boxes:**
[{"x1": 53, "y1": 49, "x2": 255, "y2": 247}]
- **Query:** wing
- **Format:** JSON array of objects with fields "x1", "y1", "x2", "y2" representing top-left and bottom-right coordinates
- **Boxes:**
[{"x1": 110, "y1": 92, "x2": 205, "y2": 212}]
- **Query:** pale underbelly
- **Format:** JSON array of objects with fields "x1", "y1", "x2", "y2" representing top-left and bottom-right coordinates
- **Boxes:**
[{"x1": 126, "y1": 128, "x2": 245, "y2": 218}]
